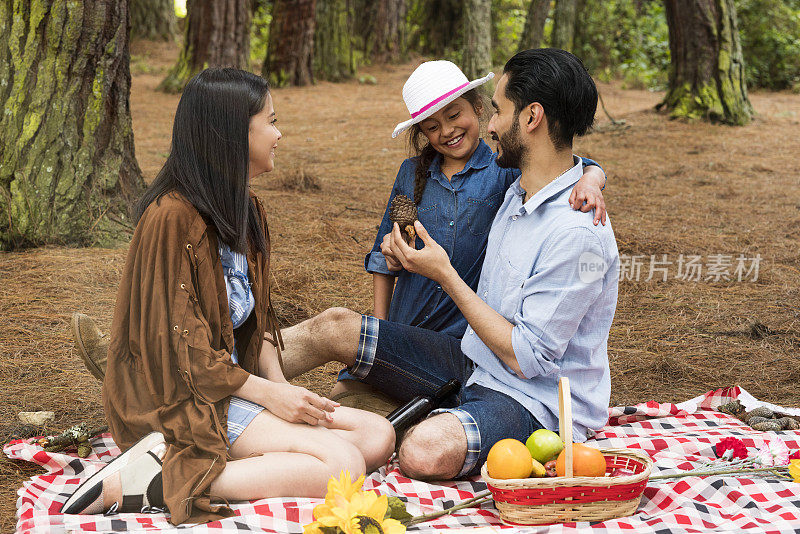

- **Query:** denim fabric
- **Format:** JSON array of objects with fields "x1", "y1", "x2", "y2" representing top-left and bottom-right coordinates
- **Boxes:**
[
  {"x1": 227, "y1": 396, "x2": 263, "y2": 446},
  {"x1": 348, "y1": 316, "x2": 542, "y2": 477},
  {"x1": 218, "y1": 241, "x2": 255, "y2": 364},
  {"x1": 364, "y1": 140, "x2": 601, "y2": 340},
  {"x1": 462, "y1": 157, "x2": 619, "y2": 442}
]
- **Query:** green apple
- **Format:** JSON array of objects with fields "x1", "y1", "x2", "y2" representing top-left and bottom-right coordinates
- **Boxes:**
[{"x1": 525, "y1": 429, "x2": 564, "y2": 464}]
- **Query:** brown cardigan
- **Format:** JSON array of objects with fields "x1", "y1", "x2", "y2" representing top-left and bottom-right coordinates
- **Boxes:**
[{"x1": 102, "y1": 190, "x2": 281, "y2": 525}]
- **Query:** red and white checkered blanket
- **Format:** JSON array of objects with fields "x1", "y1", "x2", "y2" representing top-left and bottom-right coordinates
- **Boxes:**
[{"x1": 6, "y1": 387, "x2": 800, "y2": 533}]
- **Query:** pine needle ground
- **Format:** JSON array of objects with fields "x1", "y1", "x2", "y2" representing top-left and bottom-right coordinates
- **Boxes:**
[{"x1": 1, "y1": 41, "x2": 798, "y2": 532}]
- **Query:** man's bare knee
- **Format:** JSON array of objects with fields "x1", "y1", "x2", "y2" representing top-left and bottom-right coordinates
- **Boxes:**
[
  {"x1": 281, "y1": 307, "x2": 361, "y2": 378},
  {"x1": 397, "y1": 414, "x2": 466, "y2": 480},
  {"x1": 312, "y1": 307, "x2": 361, "y2": 361}
]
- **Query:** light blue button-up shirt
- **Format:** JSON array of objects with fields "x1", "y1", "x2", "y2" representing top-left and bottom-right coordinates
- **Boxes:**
[{"x1": 461, "y1": 157, "x2": 619, "y2": 441}]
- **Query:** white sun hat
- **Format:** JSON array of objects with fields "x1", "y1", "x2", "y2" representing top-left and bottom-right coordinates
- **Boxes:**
[{"x1": 391, "y1": 60, "x2": 494, "y2": 139}]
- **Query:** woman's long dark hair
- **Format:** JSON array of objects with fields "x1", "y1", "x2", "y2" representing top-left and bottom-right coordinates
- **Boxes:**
[
  {"x1": 134, "y1": 68, "x2": 269, "y2": 256},
  {"x1": 407, "y1": 89, "x2": 485, "y2": 205}
]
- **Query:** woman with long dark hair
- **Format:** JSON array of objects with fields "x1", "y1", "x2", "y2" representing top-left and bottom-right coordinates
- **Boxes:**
[{"x1": 62, "y1": 68, "x2": 395, "y2": 525}]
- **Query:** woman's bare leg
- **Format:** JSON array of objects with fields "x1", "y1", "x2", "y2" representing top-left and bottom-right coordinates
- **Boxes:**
[
  {"x1": 323, "y1": 406, "x2": 396, "y2": 470},
  {"x1": 211, "y1": 409, "x2": 365, "y2": 500}
]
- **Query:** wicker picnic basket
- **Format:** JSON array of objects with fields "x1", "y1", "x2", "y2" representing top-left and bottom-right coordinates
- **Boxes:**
[{"x1": 481, "y1": 377, "x2": 653, "y2": 525}]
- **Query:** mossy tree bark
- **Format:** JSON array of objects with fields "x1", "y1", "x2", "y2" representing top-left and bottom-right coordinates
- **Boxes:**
[
  {"x1": 411, "y1": 0, "x2": 461, "y2": 57},
  {"x1": 660, "y1": 0, "x2": 752, "y2": 125},
  {"x1": 159, "y1": 0, "x2": 251, "y2": 93},
  {"x1": 552, "y1": 0, "x2": 578, "y2": 52},
  {"x1": 462, "y1": 0, "x2": 492, "y2": 81},
  {"x1": 363, "y1": 0, "x2": 406, "y2": 63},
  {"x1": 130, "y1": 0, "x2": 176, "y2": 41},
  {"x1": 264, "y1": 0, "x2": 316, "y2": 87},
  {"x1": 518, "y1": 0, "x2": 550, "y2": 51},
  {"x1": 314, "y1": 0, "x2": 354, "y2": 82},
  {"x1": 0, "y1": 0, "x2": 145, "y2": 250}
]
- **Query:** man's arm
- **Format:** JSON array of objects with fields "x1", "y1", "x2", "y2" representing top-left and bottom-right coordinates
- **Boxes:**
[
  {"x1": 391, "y1": 221, "x2": 607, "y2": 380},
  {"x1": 390, "y1": 222, "x2": 523, "y2": 376}
]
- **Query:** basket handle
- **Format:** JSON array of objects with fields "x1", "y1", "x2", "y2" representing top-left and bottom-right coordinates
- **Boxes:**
[{"x1": 558, "y1": 377, "x2": 573, "y2": 477}]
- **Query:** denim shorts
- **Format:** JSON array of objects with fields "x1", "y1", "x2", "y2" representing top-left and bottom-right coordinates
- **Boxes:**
[
  {"x1": 344, "y1": 315, "x2": 543, "y2": 477},
  {"x1": 227, "y1": 396, "x2": 264, "y2": 447}
]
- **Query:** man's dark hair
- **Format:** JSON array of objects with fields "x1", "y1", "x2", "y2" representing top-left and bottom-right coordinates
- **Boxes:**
[
  {"x1": 502, "y1": 48, "x2": 597, "y2": 150},
  {"x1": 134, "y1": 68, "x2": 269, "y2": 256}
]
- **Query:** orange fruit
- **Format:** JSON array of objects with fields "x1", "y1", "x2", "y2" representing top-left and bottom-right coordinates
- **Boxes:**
[
  {"x1": 486, "y1": 439, "x2": 533, "y2": 479},
  {"x1": 555, "y1": 443, "x2": 607, "y2": 477}
]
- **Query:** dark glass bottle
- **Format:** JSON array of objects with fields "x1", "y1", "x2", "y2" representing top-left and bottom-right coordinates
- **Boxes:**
[{"x1": 386, "y1": 379, "x2": 460, "y2": 433}]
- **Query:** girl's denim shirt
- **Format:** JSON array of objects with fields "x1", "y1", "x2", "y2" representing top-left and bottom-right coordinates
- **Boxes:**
[{"x1": 365, "y1": 139, "x2": 599, "y2": 339}]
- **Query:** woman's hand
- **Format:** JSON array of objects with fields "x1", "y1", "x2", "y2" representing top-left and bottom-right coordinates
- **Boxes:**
[
  {"x1": 380, "y1": 233, "x2": 403, "y2": 271},
  {"x1": 263, "y1": 381, "x2": 339, "y2": 426},
  {"x1": 569, "y1": 166, "x2": 607, "y2": 226}
]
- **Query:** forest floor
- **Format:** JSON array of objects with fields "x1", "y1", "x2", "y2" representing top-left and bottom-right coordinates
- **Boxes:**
[{"x1": 1, "y1": 40, "x2": 799, "y2": 532}]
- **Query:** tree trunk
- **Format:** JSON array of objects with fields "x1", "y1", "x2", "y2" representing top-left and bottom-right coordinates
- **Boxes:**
[
  {"x1": 366, "y1": 0, "x2": 406, "y2": 63},
  {"x1": 130, "y1": 0, "x2": 177, "y2": 41},
  {"x1": 314, "y1": 0, "x2": 354, "y2": 81},
  {"x1": 552, "y1": 0, "x2": 578, "y2": 52},
  {"x1": 518, "y1": 0, "x2": 550, "y2": 51},
  {"x1": 660, "y1": 0, "x2": 752, "y2": 125},
  {"x1": 159, "y1": 0, "x2": 251, "y2": 93},
  {"x1": 0, "y1": 0, "x2": 145, "y2": 250},
  {"x1": 264, "y1": 0, "x2": 316, "y2": 87},
  {"x1": 462, "y1": 0, "x2": 492, "y2": 81},
  {"x1": 410, "y1": 0, "x2": 462, "y2": 56}
]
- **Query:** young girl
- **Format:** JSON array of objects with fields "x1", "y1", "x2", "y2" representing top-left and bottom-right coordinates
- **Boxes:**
[
  {"x1": 333, "y1": 60, "x2": 607, "y2": 396},
  {"x1": 62, "y1": 68, "x2": 395, "y2": 526}
]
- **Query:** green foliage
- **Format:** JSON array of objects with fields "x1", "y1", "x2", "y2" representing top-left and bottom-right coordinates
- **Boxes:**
[
  {"x1": 250, "y1": 0, "x2": 271, "y2": 67},
  {"x1": 573, "y1": 0, "x2": 670, "y2": 90},
  {"x1": 736, "y1": 0, "x2": 800, "y2": 90},
  {"x1": 314, "y1": 0, "x2": 357, "y2": 82},
  {"x1": 491, "y1": 0, "x2": 526, "y2": 66},
  {"x1": 386, "y1": 496, "x2": 412, "y2": 522}
]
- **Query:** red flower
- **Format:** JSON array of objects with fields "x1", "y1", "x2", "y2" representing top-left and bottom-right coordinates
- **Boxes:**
[
  {"x1": 789, "y1": 450, "x2": 800, "y2": 461},
  {"x1": 715, "y1": 437, "x2": 748, "y2": 460}
]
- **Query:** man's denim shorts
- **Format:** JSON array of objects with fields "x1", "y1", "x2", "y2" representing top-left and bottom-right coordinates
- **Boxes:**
[{"x1": 343, "y1": 315, "x2": 543, "y2": 477}]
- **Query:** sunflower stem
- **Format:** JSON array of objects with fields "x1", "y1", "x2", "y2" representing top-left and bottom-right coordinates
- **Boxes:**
[
  {"x1": 650, "y1": 465, "x2": 789, "y2": 481},
  {"x1": 403, "y1": 490, "x2": 492, "y2": 527}
]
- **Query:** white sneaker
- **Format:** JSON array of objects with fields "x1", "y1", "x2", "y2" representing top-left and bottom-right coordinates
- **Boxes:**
[{"x1": 61, "y1": 432, "x2": 166, "y2": 515}]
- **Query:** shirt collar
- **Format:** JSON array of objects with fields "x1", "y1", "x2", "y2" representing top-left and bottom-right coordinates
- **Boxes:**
[
  {"x1": 428, "y1": 138, "x2": 494, "y2": 177},
  {"x1": 511, "y1": 156, "x2": 584, "y2": 215}
]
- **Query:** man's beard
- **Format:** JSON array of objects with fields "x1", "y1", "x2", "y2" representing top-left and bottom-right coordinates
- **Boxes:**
[{"x1": 494, "y1": 119, "x2": 526, "y2": 169}]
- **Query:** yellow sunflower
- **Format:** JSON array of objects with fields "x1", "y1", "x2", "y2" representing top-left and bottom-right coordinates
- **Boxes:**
[
  {"x1": 309, "y1": 475, "x2": 406, "y2": 534},
  {"x1": 311, "y1": 470, "x2": 366, "y2": 528},
  {"x1": 790, "y1": 459, "x2": 800, "y2": 482}
]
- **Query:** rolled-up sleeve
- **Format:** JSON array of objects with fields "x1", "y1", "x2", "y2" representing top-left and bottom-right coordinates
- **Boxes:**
[
  {"x1": 364, "y1": 160, "x2": 415, "y2": 275},
  {"x1": 511, "y1": 227, "x2": 605, "y2": 379}
]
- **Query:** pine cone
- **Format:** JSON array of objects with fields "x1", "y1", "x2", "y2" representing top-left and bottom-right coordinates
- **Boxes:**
[
  {"x1": 752, "y1": 420, "x2": 783, "y2": 432},
  {"x1": 389, "y1": 194, "x2": 418, "y2": 242},
  {"x1": 717, "y1": 400, "x2": 744, "y2": 416},
  {"x1": 778, "y1": 417, "x2": 800, "y2": 430},
  {"x1": 747, "y1": 416, "x2": 769, "y2": 426},
  {"x1": 747, "y1": 406, "x2": 774, "y2": 419}
]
